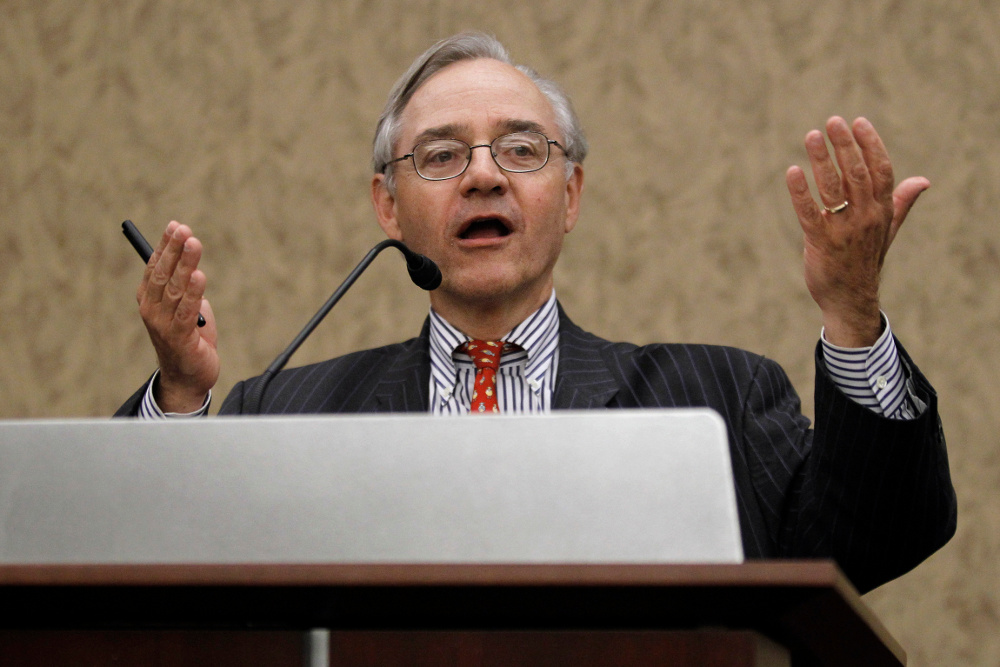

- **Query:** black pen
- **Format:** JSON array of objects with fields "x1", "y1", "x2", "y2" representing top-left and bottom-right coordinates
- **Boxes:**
[{"x1": 122, "y1": 220, "x2": 206, "y2": 327}]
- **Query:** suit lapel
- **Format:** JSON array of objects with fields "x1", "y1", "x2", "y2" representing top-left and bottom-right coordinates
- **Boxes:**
[
  {"x1": 552, "y1": 308, "x2": 621, "y2": 409},
  {"x1": 368, "y1": 321, "x2": 432, "y2": 413}
]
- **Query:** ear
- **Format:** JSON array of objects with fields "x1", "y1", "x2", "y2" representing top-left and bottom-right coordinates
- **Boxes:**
[
  {"x1": 563, "y1": 163, "x2": 584, "y2": 234},
  {"x1": 372, "y1": 173, "x2": 403, "y2": 241}
]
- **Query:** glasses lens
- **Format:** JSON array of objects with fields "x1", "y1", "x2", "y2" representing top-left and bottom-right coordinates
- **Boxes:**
[
  {"x1": 413, "y1": 140, "x2": 470, "y2": 180},
  {"x1": 493, "y1": 132, "x2": 548, "y2": 172}
]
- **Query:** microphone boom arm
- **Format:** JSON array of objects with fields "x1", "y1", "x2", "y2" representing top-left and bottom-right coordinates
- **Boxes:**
[{"x1": 243, "y1": 239, "x2": 438, "y2": 414}]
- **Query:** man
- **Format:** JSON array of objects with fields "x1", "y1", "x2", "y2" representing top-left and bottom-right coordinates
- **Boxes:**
[{"x1": 117, "y1": 33, "x2": 956, "y2": 593}]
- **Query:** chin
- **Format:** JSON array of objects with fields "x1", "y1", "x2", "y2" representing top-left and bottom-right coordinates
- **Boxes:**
[{"x1": 441, "y1": 272, "x2": 518, "y2": 302}]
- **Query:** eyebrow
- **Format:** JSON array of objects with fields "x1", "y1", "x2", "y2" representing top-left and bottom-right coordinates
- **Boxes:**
[{"x1": 410, "y1": 119, "x2": 550, "y2": 146}]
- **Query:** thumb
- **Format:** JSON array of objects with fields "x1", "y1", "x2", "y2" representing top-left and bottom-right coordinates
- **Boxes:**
[{"x1": 889, "y1": 177, "x2": 930, "y2": 245}]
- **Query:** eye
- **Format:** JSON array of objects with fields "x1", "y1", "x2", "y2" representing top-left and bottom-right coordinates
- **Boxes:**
[
  {"x1": 493, "y1": 133, "x2": 546, "y2": 169},
  {"x1": 415, "y1": 140, "x2": 468, "y2": 172},
  {"x1": 424, "y1": 148, "x2": 456, "y2": 164},
  {"x1": 497, "y1": 139, "x2": 540, "y2": 158}
]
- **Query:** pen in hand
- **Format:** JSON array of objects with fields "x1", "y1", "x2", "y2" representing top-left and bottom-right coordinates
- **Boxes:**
[{"x1": 122, "y1": 220, "x2": 206, "y2": 327}]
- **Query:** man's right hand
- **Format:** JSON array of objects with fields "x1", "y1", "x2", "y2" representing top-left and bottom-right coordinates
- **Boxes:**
[{"x1": 137, "y1": 221, "x2": 220, "y2": 414}]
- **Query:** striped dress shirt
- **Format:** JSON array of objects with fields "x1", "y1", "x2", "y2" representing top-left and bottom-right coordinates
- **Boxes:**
[
  {"x1": 822, "y1": 316, "x2": 920, "y2": 420},
  {"x1": 428, "y1": 292, "x2": 561, "y2": 415}
]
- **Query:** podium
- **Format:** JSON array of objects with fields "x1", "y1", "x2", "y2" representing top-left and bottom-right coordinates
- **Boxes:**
[
  {"x1": 0, "y1": 561, "x2": 903, "y2": 666},
  {"x1": 0, "y1": 415, "x2": 906, "y2": 665}
]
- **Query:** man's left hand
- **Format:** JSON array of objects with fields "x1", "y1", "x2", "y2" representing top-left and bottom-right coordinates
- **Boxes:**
[{"x1": 786, "y1": 116, "x2": 929, "y2": 347}]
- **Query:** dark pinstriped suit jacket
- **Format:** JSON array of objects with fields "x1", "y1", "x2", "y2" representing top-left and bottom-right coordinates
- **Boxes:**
[{"x1": 117, "y1": 307, "x2": 956, "y2": 593}]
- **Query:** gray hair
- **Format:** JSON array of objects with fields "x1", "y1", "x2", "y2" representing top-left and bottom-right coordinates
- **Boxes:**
[{"x1": 372, "y1": 32, "x2": 587, "y2": 191}]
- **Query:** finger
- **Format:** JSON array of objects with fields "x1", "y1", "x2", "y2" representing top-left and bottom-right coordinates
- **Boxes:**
[
  {"x1": 826, "y1": 116, "x2": 872, "y2": 206},
  {"x1": 145, "y1": 224, "x2": 192, "y2": 305},
  {"x1": 804, "y1": 127, "x2": 846, "y2": 210},
  {"x1": 887, "y1": 177, "x2": 930, "y2": 246},
  {"x1": 163, "y1": 236, "x2": 203, "y2": 320},
  {"x1": 786, "y1": 165, "x2": 823, "y2": 231},
  {"x1": 852, "y1": 117, "x2": 894, "y2": 208},
  {"x1": 138, "y1": 221, "x2": 178, "y2": 304},
  {"x1": 172, "y1": 266, "x2": 208, "y2": 332},
  {"x1": 196, "y1": 294, "x2": 217, "y2": 334},
  {"x1": 142, "y1": 222, "x2": 180, "y2": 283}
]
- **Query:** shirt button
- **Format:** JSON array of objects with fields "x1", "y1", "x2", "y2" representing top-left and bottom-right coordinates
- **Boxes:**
[
  {"x1": 529, "y1": 379, "x2": 541, "y2": 392},
  {"x1": 876, "y1": 376, "x2": 888, "y2": 390}
]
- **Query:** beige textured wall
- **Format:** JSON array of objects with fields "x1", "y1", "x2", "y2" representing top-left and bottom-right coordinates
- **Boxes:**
[{"x1": 2, "y1": 1, "x2": 998, "y2": 663}]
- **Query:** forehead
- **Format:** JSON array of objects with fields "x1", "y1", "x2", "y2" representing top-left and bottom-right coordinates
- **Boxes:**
[{"x1": 398, "y1": 58, "x2": 558, "y2": 145}]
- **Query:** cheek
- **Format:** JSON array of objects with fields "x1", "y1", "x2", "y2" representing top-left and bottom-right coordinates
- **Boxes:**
[
  {"x1": 529, "y1": 193, "x2": 569, "y2": 237},
  {"x1": 530, "y1": 177, "x2": 570, "y2": 217},
  {"x1": 395, "y1": 184, "x2": 456, "y2": 238},
  {"x1": 392, "y1": 200, "x2": 434, "y2": 244}
]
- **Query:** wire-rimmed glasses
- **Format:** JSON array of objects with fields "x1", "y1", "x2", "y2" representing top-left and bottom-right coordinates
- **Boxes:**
[{"x1": 383, "y1": 131, "x2": 566, "y2": 181}]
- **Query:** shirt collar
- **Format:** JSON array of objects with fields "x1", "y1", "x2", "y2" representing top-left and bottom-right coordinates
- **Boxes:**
[{"x1": 428, "y1": 291, "x2": 560, "y2": 395}]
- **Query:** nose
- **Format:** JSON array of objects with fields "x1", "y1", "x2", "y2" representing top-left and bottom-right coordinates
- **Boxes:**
[{"x1": 459, "y1": 144, "x2": 509, "y2": 195}]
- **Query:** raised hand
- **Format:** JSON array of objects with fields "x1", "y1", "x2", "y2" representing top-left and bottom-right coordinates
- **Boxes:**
[
  {"x1": 785, "y1": 116, "x2": 929, "y2": 347},
  {"x1": 136, "y1": 221, "x2": 220, "y2": 413}
]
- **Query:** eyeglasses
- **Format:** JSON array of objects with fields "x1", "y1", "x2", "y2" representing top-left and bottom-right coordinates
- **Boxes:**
[{"x1": 383, "y1": 131, "x2": 566, "y2": 181}]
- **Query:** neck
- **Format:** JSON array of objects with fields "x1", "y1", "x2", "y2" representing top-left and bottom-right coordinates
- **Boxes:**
[{"x1": 430, "y1": 288, "x2": 551, "y2": 341}]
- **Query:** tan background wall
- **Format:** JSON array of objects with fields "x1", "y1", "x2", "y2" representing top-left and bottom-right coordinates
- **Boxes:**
[{"x1": 1, "y1": 1, "x2": 998, "y2": 663}]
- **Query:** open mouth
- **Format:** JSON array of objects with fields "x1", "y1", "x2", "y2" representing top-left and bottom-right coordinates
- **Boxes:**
[{"x1": 459, "y1": 217, "x2": 512, "y2": 240}]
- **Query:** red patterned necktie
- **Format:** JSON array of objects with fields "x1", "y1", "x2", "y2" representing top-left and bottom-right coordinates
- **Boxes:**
[{"x1": 461, "y1": 340, "x2": 513, "y2": 414}]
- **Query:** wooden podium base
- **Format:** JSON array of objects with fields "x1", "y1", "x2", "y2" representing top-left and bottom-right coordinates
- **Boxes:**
[
  {"x1": 0, "y1": 630, "x2": 303, "y2": 666},
  {"x1": 0, "y1": 562, "x2": 902, "y2": 667},
  {"x1": 0, "y1": 629, "x2": 788, "y2": 667},
  {"x1": 329, "y1": 630, "x2": 789, "y2": 667}
]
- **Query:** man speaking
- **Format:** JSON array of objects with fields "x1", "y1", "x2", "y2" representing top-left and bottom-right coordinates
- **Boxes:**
[{"x1": 116, "y1": 32, "x2": 956, "y2": 593}]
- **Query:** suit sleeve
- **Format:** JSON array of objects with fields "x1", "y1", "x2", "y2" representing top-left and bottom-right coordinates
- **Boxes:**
[
  {"x1": 766, "y1": 340, "x2": 956, "y2": 593},
  {"x1": 112, "y1": 377, "x2": 154, "y2": 417}
]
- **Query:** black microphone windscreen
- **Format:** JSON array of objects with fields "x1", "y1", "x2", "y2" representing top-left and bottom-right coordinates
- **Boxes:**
[{"x1": 407, "y1": 254, "x2": 442, "y2": 291}]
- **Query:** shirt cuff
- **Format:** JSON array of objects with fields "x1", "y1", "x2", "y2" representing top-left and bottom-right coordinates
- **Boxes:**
[
  {"x1": 820, "y1": 313, "x2": 921, "y2": 420},
  {"x1": 138, "y1": 369, "x2": 212, "y2": 419}
]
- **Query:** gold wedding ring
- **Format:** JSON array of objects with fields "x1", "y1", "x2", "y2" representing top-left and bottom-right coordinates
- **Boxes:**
[{"x1": 824, "y1": 201, "x2": 849, "y2": 214}]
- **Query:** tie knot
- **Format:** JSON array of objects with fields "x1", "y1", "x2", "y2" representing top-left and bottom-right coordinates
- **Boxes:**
[
  {"x1": 461, "y1": 339, "x2": 505, "y2": 372},
  {"x1": 458, "y1": 339, "x2": 520, "y2": 415}
]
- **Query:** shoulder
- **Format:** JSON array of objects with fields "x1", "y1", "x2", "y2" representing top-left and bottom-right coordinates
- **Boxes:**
[
  {"x1": 557, "y1": 309, "x2": 794, "y2": 415},
  {"x1": 561, "y1": 311, "x2": 770, "y2": 381},
  {"x1": 613, "y1": 340, "x2": 778, "y2": 407},
  {"x1": 221, "y1": 334, "x2": 428, "y2": 414},
  {"x1": 289, "y1": 336, "x2": 425, "y2": 376}
]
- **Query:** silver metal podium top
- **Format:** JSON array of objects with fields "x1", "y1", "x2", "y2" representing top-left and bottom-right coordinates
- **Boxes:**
[{"x1": 0, "y1": 409, "x2": 742, "y2": 565}]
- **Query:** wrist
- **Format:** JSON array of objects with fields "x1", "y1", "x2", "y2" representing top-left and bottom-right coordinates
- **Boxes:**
[
  {"x1": 822, "y1": 306, "x2": 884, "y2": 348},
  {"x1": 154, "y1": 372, "x2": 211, "y2": 414}
]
